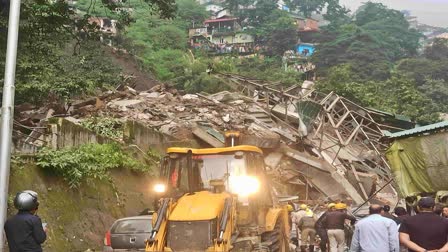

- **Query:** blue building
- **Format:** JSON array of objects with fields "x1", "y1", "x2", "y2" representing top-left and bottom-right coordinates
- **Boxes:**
[{"x1": 296, "y1": 43, "x2": 315, "y2": 56}]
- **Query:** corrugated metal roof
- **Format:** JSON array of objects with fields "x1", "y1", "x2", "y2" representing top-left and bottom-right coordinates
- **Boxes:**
[
  {"x1": 384, "y1": 121, "x2": 448, "y2": 139},
  {"x1": 204, "y1": 18, "x2": 238, "y2": 23}
]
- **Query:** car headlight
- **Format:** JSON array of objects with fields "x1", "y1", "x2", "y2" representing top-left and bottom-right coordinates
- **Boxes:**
[
  {"x1": 154, "y1": 183, "x2": 166, "y2": 193},
  {"x1": 229, "y1": 176, "x2": 260, "y2": 197}
]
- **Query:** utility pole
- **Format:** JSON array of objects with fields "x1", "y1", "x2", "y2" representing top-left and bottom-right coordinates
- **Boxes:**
[{"x1": 0, "y1": 0, "x2": 22, "y2": 249}]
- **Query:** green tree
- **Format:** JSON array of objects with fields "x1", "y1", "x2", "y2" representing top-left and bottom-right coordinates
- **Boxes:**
[
  {"x1": 175, "y1": 0, "x2": 209, "y2": 29},
  {"x1": 317, "y1": 65, "x2": 440, "y2": 123},
  {"x1": 0, "y1": 0, "x2": 177, "y2": 104},
  {"x1": 241, "y1": 0, "x2": 279, "y2": 33},
  {"x1": 313, "y1": 2, "x2": 421, "y2": 79},
  {"x1": 424, "y1": 38, "x2": 448, "y2": 60},
  {"x1": 148, "y1": 25, "x2": 187, "y2": 50},
  {"x1": 396, "y1": 58, "x2": 448, "y2": 86},
  {"x1": 284, "y1": 0, "x2": 336, "y2": 17},
  {"x1": 264, "y1": 11, "x2": 298, "y2": 55},
  {"x1": 323, "y1": 1, "x2": 351, "y2": 30}
]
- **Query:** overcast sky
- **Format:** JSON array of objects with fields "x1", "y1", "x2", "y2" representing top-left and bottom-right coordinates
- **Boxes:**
[{"x1": 338, "y1": 0, "x2": 448, "y2": 27}]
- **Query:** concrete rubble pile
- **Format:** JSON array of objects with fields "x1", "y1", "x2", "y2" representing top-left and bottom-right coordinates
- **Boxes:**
[
  {"x1": 64, "y1": 85, "x2": 294, "y2": 149},
  {"x1": 13, "y1": 78, "x2": 400, "y2": 209}
]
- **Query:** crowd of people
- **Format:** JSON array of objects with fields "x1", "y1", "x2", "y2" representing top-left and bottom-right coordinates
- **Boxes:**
[
  {"x1": 288, "y1": 197, "x2": 448, "y2": 252},
  {"x1": 4, "y1": 189, "x2": 448, "y2": 252}
]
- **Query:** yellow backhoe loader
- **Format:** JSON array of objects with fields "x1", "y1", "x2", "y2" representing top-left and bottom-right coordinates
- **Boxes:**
[{"x1": 146, "y1": 132, "x2": 289, "y2": 252}]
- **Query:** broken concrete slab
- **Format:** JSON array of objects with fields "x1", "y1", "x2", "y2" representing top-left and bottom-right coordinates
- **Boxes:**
[
  {"x1": 283, "y1": 145, "x2": 328, "y2": 172},
  {"x1": 110, "y1": 99, "x2": 142, "y2": 107},
  {"x1": 264, "y1": 152, "x2": 284, "y2": 169},
  {"x1": 282, "y1": 144, "x2": 365, "y2": 204},
  {"x1": 182, "y1": 94, "x2": 199, "y2": 100},
  {"x1": 140, "y1": 92, "x2": 160, "y2": 99},
  {"x1": 241, "y1": 135, "x2": 280, "y2": 149},
  {"x1": 206, "y1": 128, "x2": 225, "y2": 143},
  {"x1": 126, "y1": 86, "x2": 138, "y2": 95},
  {"x1": 271, "y1": 128, "x2": 297, "y2": 142},
  {"x1": 208, "y1": 91, "x2": 240, "y2": 102},
  {"x1": 241, "y1": 123, "x2": 281, "y2": 148},
  {"x1": 192, "y1": 127, "x2": 225, "y2": 148}
]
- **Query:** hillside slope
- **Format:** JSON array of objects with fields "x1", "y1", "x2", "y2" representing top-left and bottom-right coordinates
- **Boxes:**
[{"x1": 8, "y1": 162, "x2": 156, "y2": 251}]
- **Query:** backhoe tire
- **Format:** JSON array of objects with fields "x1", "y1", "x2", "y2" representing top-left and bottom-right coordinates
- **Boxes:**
[{"x1": 261, "y1": 219, "x2": 289, "y2": 252}]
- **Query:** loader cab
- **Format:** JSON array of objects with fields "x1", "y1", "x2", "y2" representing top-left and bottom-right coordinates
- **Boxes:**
[
  {"x1": 157, "y1": 147, "x2": 269, "y2": 200},
  {"x1": 154, "y1": 146, "x2": 273, "y2": 222},
  {"x1": 148, "y1": 145, "x2": 290, "y2": 252}
]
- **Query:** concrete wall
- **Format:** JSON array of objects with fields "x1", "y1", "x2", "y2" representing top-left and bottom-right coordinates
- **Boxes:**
[
  {"x1": 45, "y1": 119, "x2": 197, "y2": 155},
  {"x1": 52, "y1": 118, "x2": 116, "y2": 149},
  {"x1": 123, "y1": 120, "x2": 198, "y2": 154}
]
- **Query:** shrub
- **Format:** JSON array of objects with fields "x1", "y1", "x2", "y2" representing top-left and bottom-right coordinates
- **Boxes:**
[
  {"x1": 37, "y1": 144, "x2": 151, "y2": 188},
  {"x1": 80, "y1": 117, "x2": 123, "y2": 140}
]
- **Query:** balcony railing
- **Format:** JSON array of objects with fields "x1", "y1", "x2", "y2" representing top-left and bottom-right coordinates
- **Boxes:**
[{"x1": 211, "y1": 28, "x2": 236, "y2": 35}]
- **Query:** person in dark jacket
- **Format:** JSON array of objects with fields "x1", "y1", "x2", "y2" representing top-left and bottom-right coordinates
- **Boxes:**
[
  {"x1": 382, "y1": 205, "x2": 399, "y2": 224},
  {"x1": 394, "y1": 206, "x2": 408, "y2": 225},
  {"x1": 324, "y1": 203, "x2": 356, "y2": 252},
  {"x1": 316, "y1": 203, "x2": 335, "y2": 252},
  {"x1": 399, "y1": 197, "x2": 448, "y2": 252},
  {"x1": 4, "y1": 190, "x2": 47, "y2": 252}
]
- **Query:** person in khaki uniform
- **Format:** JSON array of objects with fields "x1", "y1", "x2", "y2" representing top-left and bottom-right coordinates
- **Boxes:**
[
  {"x1": 298, "y1": 211, "x2": 317, "y2": 252},
  {"x1": 292, "y1": 204, "x2": 310, "y2": 247},
  {"x1": 323, "y1": 203, "x2": 356, "y2": 252}
]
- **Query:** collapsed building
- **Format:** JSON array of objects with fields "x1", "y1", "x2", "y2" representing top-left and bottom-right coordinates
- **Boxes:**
[{"x1": 12, "y1": 73, "x2": 418, "y2": 210}]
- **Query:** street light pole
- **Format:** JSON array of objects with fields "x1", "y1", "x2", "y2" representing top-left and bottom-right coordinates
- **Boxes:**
[{"x1": 0, "y1": 0, "x2": 21, "y2": 249}]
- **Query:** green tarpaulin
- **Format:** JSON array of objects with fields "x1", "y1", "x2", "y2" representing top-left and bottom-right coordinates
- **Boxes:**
[{"x1": 386, "y1": 132, "x2": 448, "y2": 197}]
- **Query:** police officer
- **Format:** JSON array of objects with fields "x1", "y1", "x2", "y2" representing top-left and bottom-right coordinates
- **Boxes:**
[{"x1": 4, "y1": 190, "x2": 47, "y2": 252}]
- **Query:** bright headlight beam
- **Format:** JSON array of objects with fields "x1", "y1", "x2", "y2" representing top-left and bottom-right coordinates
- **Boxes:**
[
  {"x1": 154, "y1": 184, "x2": 166, "y2": 193},
  {"x1": 229, "y1": 176, "x2": 260, "y2": 197}
]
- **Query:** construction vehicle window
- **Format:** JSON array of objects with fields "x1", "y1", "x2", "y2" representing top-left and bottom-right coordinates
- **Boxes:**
[
  {"x1": 193, "y1": 154, "x2": 247, "y2": 191},
  {"x1": 247, "y1": 153, "x2": 259, "y2": 176},
  {"x1": 168, "y1": 157, "x2": 189, "y2": 193}
]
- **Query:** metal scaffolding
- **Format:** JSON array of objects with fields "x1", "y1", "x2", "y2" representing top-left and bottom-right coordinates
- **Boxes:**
[{"x1": 216, "y1": 73, "x2": 399, "y2": 203}]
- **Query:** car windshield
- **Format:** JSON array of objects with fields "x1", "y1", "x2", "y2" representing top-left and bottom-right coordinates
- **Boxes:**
[{"x1": 113, "y1": 219, "x2": 152, "y2": 234}]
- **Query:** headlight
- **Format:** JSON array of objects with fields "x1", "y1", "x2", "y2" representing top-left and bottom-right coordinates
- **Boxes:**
[
  {"x1": 229, "y1": 176, "x2": 260, "y2": 197},
  {"x1": 154, "y1": 183, "x2": 166, "y2": 193}
]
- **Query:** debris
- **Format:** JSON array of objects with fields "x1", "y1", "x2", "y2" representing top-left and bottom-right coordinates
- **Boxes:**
[
  {"x1": 12, "y1": 73, "x2": 401, "y2": 207},
  {"x1": 72, "y1": 98, "x2": 97, "y2": 109},
  {"x1": 192, "y1": 127, "x2": 225, "y2": 148},
  {"x1": 140, "y1": 92, "x2": 160, "y2": 99},
  {"x1": 208, "y1": 91, "x2": 239, "y2": 102},
  {"x1": 95, "y1": 98, "x2": 105, "y2": 109},
  {"x1": 109, "y1": 99, "x2": 143, "y2": 111},
  {"x1": 222, "y1": 114, "x2": 231, "y2": 123},
  {"x1": 264, "y1": 152, "x2": 284, "y2": 169},
  {"x1": 197, "y1": 108, "x2": 209, "y2": 113},
  {"x1": 206, "y1": 128, "x2": 225, "y2": 143},
  {"x1": 159, "y1": 123, "x2": 178, "y2": 136},
  {"x1": 125, "y1": 86, "x2": 138, "y2": 95},
  {"x1": 175, "y1": 106, "x2": 186, "y2": 112},
  {"x1": 182, "y1": 94, "x2": 199, "y2": 100}
]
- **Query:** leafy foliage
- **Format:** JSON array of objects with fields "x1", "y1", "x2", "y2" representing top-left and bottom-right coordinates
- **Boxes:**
[
  {"x1": 284, "y1": 0, "x2": 336, "y2": 17},
  {"x1": 424, "y1": 38, "x2": 448, "y2": 61},
  {"x1": 37, "y1": 144, "x2": 151, "y2": 188},
  {"x1": 317, "y1": 64, "x2": 440, "y2": 123},
  {"x1": 12, "y1": 41, "x2": 121, "y2": 104},
  {"x1": 0, "y1": 0, "x2": 177, "y2": 105},
  {"x1": 175, "y1": 0, "x2": 209, "y2": 29},
  {"x1": 313, "y1": 2, "x2": 421, "y2": 79},
  {"x1": 80, "y1": 117, "x2": 123, "y2": 140}
]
